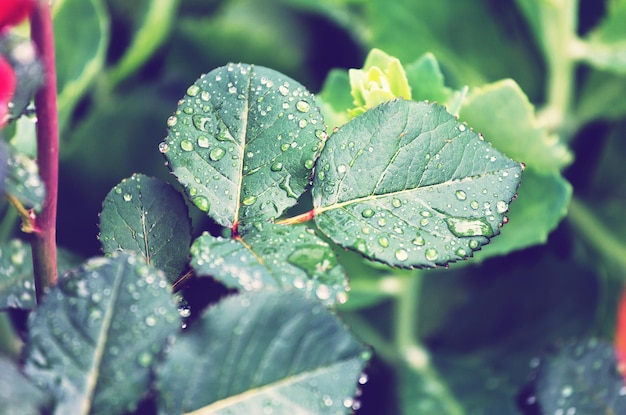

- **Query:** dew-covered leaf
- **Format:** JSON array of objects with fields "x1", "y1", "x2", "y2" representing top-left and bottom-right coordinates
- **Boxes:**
[
  {"x1": 190, "y1": 223, "x2": 348, "y2": 305},
  {"x1": 0, "y1": 240, "x2": 82, "y2": 310},
  {"x1": 312, "y1": 99, "x2": 523, "y2": 268},
  {"x1": 22, "y1": 252, "x2": 179, "y2": 415},
  {"x1": 53, "y1": 0, "x2": 109, "y2": 131},
  {"x1": 0, "y1": 356, "x2": 52, "y2": 415},
  {"x1": 162, "y1": 63, "x2": 327, "y2": 228},
  {"x1": 460, "y1": 79, "x2": 572, "y2": 174},
  {"x1": 156, "y1": 290, "x2": 370, "y2": 415},
  {"x1": 5, "y1": 147, "x2": 45, "y2": 211},
  {"x1": 99, "y1": 173, "x2": 191, "y2": 283},
  {"x1": 529, "y1": 338, "x2": 626, "y2": 415}
]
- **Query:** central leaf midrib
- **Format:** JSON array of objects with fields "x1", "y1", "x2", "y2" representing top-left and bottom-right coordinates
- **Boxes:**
[
  {"x1": 233, "y1": 67, "x2": 253, "y2": 226},
  {"x1": 82, "y1": 261, "x2": 125, "y2": 414}
]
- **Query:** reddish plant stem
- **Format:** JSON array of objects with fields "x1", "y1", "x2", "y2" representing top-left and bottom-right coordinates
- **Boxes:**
[{"x1": 30, "y1": 2, "x2": 58, "y2": 303}]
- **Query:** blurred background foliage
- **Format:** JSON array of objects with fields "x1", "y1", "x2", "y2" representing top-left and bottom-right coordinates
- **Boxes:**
[{"x1": 6, "y1": 0, "x2": 626, "y2": 413}]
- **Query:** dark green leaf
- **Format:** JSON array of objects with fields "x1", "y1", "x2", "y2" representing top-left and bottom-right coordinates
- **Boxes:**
[
  {"x1": 313, "y1": 99, "x2": 523, "y2": 268},
  {"x1": 99, "y1": 174, "x2": 192, "y2": 283},
  {"x1": 162, "y1": 63, "x2": 326, "y2": 228},
  {"x1": 190, "y1": 223, "x2": 348, "y2": 305},
  {"x1": 5, "y1": 146, "x2": 45, "y2": 211},
  {"x1": 0, "y1": 356, "x2": 51, "y2": 415},
  {"x1": 53, "y1": 0, "x2": 109, "y2": 131},
  {"x1": 156, "y1": 290, "x2": 370, "y2": 414},
  {"x1": 23, "y1": 253, "x2": 180, "y2": 415},
  {"x1": 531, "y1": 338, "x2": 626, "y2": 415}
]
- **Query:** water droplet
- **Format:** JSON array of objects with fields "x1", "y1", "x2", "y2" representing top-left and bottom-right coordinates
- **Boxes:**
[
  {"x1": 561, "y1": 385, "x2": 573, "y2": 397},
  {"x1": 180, "y1": 140, "x2": 194, "y2": 152},
  {"x1": 279, "y1": 176, "x2": 298, "y2": 199},
  {"x1": 158, "y1": 142, "x2": 169, "y2": 153},
  {"x1": 166, "y1": 116, "x2": 177, "y2": 127},
  {"x1": 270, "y1": 161, "x2": 283, "y2": 171},
  {"x1": 455, "y1": 248, "x2": 467, "y2": 257},
  {"x1": 337, "y1": 164, "x2": 347, "y2": 174},
  {"x1": 296, "y1": 100, "x2": 310, "y2": 112},
  {"x1": 355, "y1": 238, "x2": 368, "y2": 252},
  {"x1": 470, "y1": 200, "x2": 479, "y2": 210},
  {"x1": 420, "y1": 210, "x2": 432, "y2": 217},
  {"x1": 193, "y1": 196, "x2": 210, "y2": 212},
  {"x1": 281, "y1": 143, "x2": 291, "y2": 152},
  {"x1": 395, "y1": 249, "x2": 408, "y2": 261},
  {"x1": 137, "y1": 352, "x2": 152, "y2": 367},
  {"x1": 496, "y1": 200, "x2": 509, "y2": 213},
  {"x1": 197, "y1": 136, "x2": 210, "y2": 148},
  {"x1": 279, "y1": 85, "x2": 289, "y2": 96},
  {"x1": 201, "y1": 91, "x2": 211, "y2": 101},
  {"x1": 412, "y1": 236, "x2": 425, "y2": 246},
  {"x1": 468, "y1": 239, "x2": 479, "y2": 249},
  {"x1": 425, "y1": 248, "x2": 439, "y2": 261},
  {"x1": 420, "y1": 218, "x2": 429, "y2": 226},
  {"x1": 145, "y1": 316, "x2": 157, "y2": 327},
  {"x1": 316, "y1": 285, "x2": 331, "y2": 300},
  {"x1": 299, "y1": 119, "x2": 308, "y2": 128},
  {"x1": 304, "y1": 159, "x2": 314, "y2": 169},
  {"x1": 458, "y1": 123, "x2": 466, "y2": 132},
  {"x1": 209, "y1": 147, "x2": 226, "y2": 161},
  {"x1": 378, "y1": 237, "x2": 389, "y2": 247},
  {"x1": 378, "y1": 218, "x2": 387, "y2": 226},
  {"x1": 361, "y1": 209, "x2": 375, "y2": 218},
  {"x1": 455, "y1": 190, "x2": 467, "y2": 201},
  {"x1": 115, "y1": 187, "x2": 122, "y2": 194},
  {"x1": 445, "y1": 217, "x2": 494, "y2": 237},
  {"x1": 392, "y1": 198, "x2": 402, "y2": 208},
  {"x1": 123, "y1": 193, "x2": 132, "y2": 202},
  {"x1": 243, "y1": 195, "x2": 257, "y2": 206}
]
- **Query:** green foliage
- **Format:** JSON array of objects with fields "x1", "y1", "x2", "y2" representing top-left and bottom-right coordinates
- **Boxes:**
[{"x1": 2, "y1": 1, "x2": 626, "y2": 414}]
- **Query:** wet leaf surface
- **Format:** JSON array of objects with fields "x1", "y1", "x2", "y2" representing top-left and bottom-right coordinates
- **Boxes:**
[{"x1": 156, "y1": 290, "x2": 370, "y2": 415}]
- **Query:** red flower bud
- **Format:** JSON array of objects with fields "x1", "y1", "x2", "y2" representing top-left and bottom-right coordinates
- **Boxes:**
[
  {"x1": 0, "y1": 55, "x2": 17, "y2": 127},
  {"x1": 0, "y1": 0, "x2": 35, "y2": 32}
]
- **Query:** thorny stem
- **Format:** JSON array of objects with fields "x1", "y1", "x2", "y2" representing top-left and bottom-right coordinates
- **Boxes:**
[{"x1": 30, "y1": 2, "x2": 59, "y2": 303}]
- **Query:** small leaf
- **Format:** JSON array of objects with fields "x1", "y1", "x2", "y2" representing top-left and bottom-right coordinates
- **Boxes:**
[
  {"x1": 190, "y1": 223, "x2": 348, "y2": 305},
  {"x1": 156, "y1": 290, "x2": 370, "y2": 414},
  {"x1": 0, "y1": 356, "x2": 51, "y2": 415},
  {"x1": 23, "y1": 252, "x2": 180, "y2": 415},
  {"x1": 5, "y1": 146, "x2": 45, "y2": 211},
  {"x1": 404, "y1": 52, "x2": 452, "y2": 105},
  {"x1": 460, "y1": 79, "x2": 572, "y2": 174},
  {"x1": 313, "y1": 99, "x2": 523, "y2": 268},
  {"x1": 99, "y1": 174, "x2": 191, "y2": 283},
  {"x1": 162, "y1": 63, "x2": 326, "y2": 228},
  {"x1": 530, "y1": 338, "x2": 626, "y2": 415}
]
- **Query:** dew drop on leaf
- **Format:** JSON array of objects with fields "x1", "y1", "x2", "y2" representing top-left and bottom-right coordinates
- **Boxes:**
[
  {"x1": 392, "y1": 198, "x2": 402, "y2": 208},
  {"x1": 378, "y1": 237, "x2": 389, "y2": 248},
  {"x1": 496, "y1": 200, "x2": 509, "y2": 213},
  {"x1": 361, "y1": 208, "x2": 375, "y2": 218},
  {"x1": 270, "y1": 161, "x2": 283, "y2": 172},
  {"x1": 395, "y1": 249, "x2": 408, "y2": 261},
  {"x1": 158, "y1": 142, "x2": 169, "y2": 153},
  {"x1": 455, "y1": 190, "x2": 467, "y2": 201},
  {"x1": 187, "y1": 85, "x2": 200, "y2": 97},
  {"x1": 166, "y1": 116, "x2": 177, "y2": 127},
  {"x1": 209, "y1": 147, "x2": 226, "y2": 161},
  {"x1": 425, "y1": 248, "x2": 439, "y2": 261},
  {"x1": 242, "y1": 195, "x2": 257, "y2": 206},
  {"x1": 470, "y1": 200, "x2": 480, "y2": 210},
  {"x1": 123, "y1": 193, "x2": 132, "y2": 202},
  {"x1": 197, "y1": 136, "x2": 210, "y2": 148},
  {"x1": 412, "y1": 236, "x2": 425, "y2": 246},
  {"x1": 299, "y1": 119, "x2": 308, "y2": 128},
  {"x1": 193, "y1": 196, "x2": 210, "y2": 212},
  {"x1": 304, "y1": 159, "x2": 314, "y2": 169},
  {"x1": 180, "y1": 140, "x2": 194, "y2": 152},
  {"x1": 296, "y1": 100, "x2": 310, "y2": 113}
]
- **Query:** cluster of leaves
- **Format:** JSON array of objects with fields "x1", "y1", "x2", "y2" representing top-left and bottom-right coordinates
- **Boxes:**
[{"x1": 2, "y1": 0, "x2": 626, "y2": 414}]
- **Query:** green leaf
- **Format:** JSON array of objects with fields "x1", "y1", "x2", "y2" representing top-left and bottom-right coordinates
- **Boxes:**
[
  {"x1": 22, "y1": 253, "x2": 180, "y2": 415},
  {"x1": 476, "y1": 170, "x2": 572, "y2": 260},
  {"x1": 577, "y1": 70, "x2": 626, "y2": 122},
  {"x1": 53, "y1": 0, "x2": 109, "y2": 132},
  {"x1": 99, "y1": 174, "x2": 191, "y2": 283},
  {"x1": 0, "y1": 239, "x2": 35, "y2": 309},
  {"x1": 312, "y1": 99, "x2": 523, "y2": 268},
  {"x1": 190, "y1": 223, "x2": 348, "y2": 305},
  {"x1": 404, "y1": 52, "x2": 453, "y2": 105},
  {"x1": 0, "y1": 356, "x2": 52, "y2": 415},
  {"x1": 5, "y1": 147, "x2": 45, "y2": 211},
  {"x1": 316, "y1": 69, "x2": 352, "y2": 131},
  {"x1": 531, "y1": 338, "x2": 626, "y2": 414},
  {"x1": 162, "y1": 63, "x2": 327, "y2": 228},
  {"x1": 156, "y1": 290, "x2": 370, "y2": 414},
  {"x1": 459, "y1": 79, "x2": 573, "y2": 174},
  {"x1": 577, "y1": 0, "x2": 626, "y2": 74}
]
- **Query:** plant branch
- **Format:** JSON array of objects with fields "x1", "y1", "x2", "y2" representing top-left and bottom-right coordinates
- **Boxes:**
[{"x1": 30, "y1": 1, "x2": 59, "y2": 303}]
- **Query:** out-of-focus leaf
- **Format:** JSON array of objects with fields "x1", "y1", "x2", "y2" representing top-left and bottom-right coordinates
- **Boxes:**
[
  {"x1": 0, "y1": 356, "x2": 51, "y2": 415},
  {"x1": 53, "y1": 0, "x2": 109, "y2": 131},
  {"x1": 313, "y1": 99, "x2": 523, "y2": 268},
  {"x1": 5, "y1": 146, "x2": 44, "y2": 211},
  {"x1": 107, "y1": 0, "x2": 179, "y2": 86},
  {"x1": 316, "y1": 69, "x2": 352, "y2": 131},
  {"x1": 460, "y1": 79, "x2": 573, "y2": 174},
  {"x1": 577, "y1": 0, "x2": 626, "y2": 74},
  {"x1": 0, "y1": 35, "x2": 42, "y2": 120},
  {"x1": 23, "y1": 253, "x2": 180, "y2": 415},
  {"x1": 190, "y1": 223, "x2": 348, "y2": 305},
  {"x1": 577, "y1": 70, "x2": 626, "y2": 123},
  {"x1": 405, "y1": 52, "x2": 453, "y2": 105},
  {"x1": 529, "y1": 338, "x2": 626, "y2": 415},
  {"x1": 162, "y1": 63, "x2": 326, "y2": 228},
  {"x1": 99, "y1": 173, "x2": 191, "y2": 283},
  {"x1": 156, "y1": 290, "x2": 370, "y2": 414}
]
